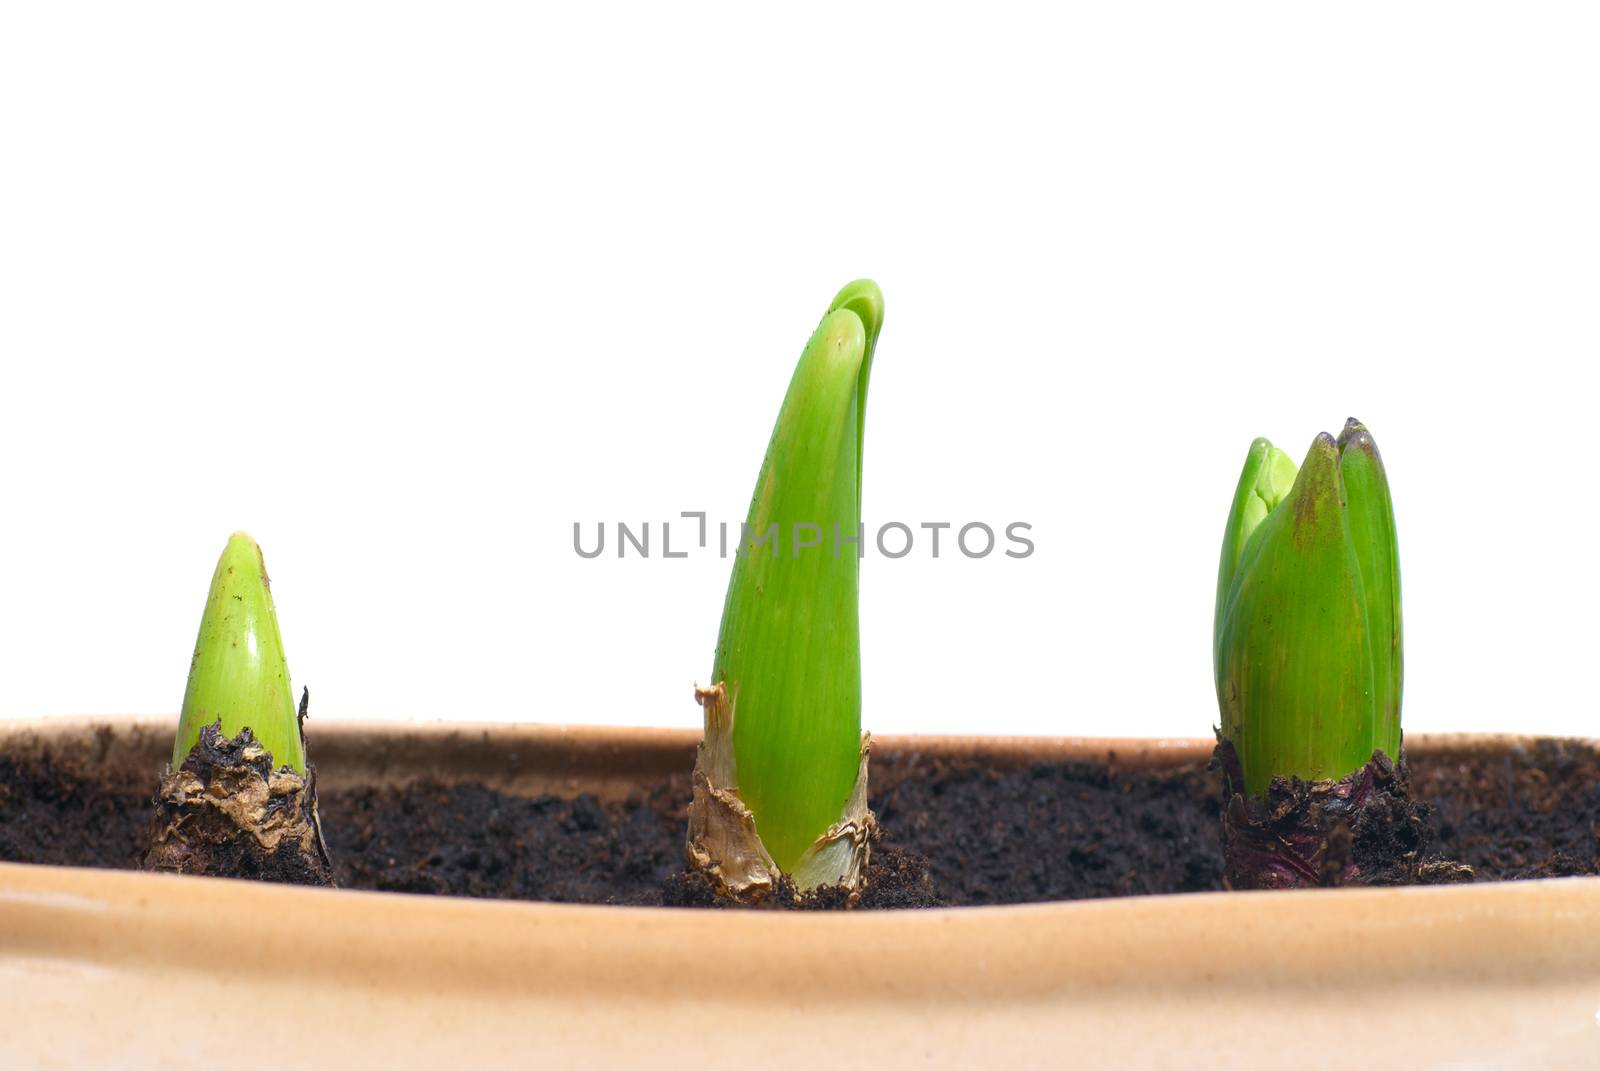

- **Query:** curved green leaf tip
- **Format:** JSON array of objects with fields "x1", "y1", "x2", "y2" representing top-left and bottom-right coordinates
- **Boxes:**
[
  {"x1": 711, "y1": 279, "x2": 882, "y2": 873},
  {"x1": 173, "y1": 532, "x2": 305, "y2": 773},
  {"x1": 1214, "y1": 419, "x2": 1402, "y2": 794}
]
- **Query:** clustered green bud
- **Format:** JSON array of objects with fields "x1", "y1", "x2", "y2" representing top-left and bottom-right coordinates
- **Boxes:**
[{"x1": 1214, "y1": 419, "x2": 1402, "y2": 795}]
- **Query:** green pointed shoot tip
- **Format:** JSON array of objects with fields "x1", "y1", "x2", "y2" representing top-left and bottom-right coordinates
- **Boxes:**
[
  {"x1": 1215, "y1": 419, "x2": 1402, "y2": 795},
  {"x1": 173, "y1": 532, "x2": 304, "y2": 773},
  {"x1": 1214, "y1": 437, "x2": 1298, "y2": 663},
  {"x1": 710, "y1": 279, "x2": 882, "y2": 874}
]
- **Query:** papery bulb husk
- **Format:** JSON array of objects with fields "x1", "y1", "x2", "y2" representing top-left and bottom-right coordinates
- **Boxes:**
[
  {"x1": 144, "y1": 716, "x2": 335, "y2": 886},
  {"x1": 686, "y1": 683, "x2": 875, "y2": 905}
]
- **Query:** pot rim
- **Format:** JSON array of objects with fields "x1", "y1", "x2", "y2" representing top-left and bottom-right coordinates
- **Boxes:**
[
  {"x1": 2, "y1": 713, "x2": 1592, "y2": 799},
  {"x1": 3, "y1": 713, "x2": 1585, "y2": 770}
]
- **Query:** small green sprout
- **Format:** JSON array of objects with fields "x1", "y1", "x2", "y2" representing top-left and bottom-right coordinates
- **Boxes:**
[
  {"x1": 173, "y1": 531, "x2": 303, "y2": 772},
  {"x1": 146, "y1": 532, "x2": 333, "y2": 884},
  {"x1": 689, "y1": 280, "x2": 883, "y2": 897}
]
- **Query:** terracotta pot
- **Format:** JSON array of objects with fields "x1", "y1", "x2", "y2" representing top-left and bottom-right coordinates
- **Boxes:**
[{"x1": 3, "y1": 718, "x2": 1599, "y2": 1069}]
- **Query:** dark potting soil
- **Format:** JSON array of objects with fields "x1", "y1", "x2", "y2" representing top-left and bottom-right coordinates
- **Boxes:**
[
  {"x1": 1409, "y1": 738, "x2": 1600, "y2": 879},
  {"x1": 3, "y1": 736, "x2": 1597, "y2": 906}
]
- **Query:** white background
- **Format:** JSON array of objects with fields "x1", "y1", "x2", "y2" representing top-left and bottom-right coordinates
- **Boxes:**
[{"x1": 2, "y1": 4, "x2": 1596, "y2": 740}]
